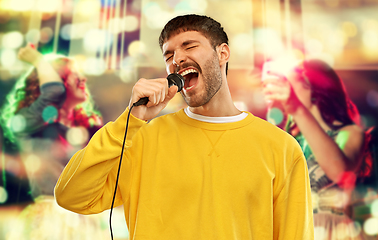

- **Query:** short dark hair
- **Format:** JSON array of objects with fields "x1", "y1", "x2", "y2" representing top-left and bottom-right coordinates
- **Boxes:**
[{"x1": 159, "y1": 14, "x2": 229, "y2": 73}]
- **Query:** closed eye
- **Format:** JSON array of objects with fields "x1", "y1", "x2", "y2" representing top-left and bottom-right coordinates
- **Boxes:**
[
  {"x1": 165, "y1": 55, "x2": 173, "y2": 62},
  {"x1": 186, "y1": 45, "x2": 197, "y2": 50}
]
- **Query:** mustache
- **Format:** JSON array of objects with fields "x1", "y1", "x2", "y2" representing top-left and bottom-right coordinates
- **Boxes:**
[{"x1": 179, "y1": 62, "x2": 202, "y2": 74}]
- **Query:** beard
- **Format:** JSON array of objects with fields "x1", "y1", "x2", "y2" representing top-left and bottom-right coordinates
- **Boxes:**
[{"x1": 181, "y1": 52, "x2": 223, "y2": 108}]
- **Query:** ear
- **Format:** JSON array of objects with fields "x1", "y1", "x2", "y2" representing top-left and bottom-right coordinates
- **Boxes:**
[{"x1": 217, "y1": 43, "x2": 230, "y2": 66}]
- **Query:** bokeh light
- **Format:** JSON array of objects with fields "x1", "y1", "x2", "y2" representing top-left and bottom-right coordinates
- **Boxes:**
[
  {"x1": 76, "y1": 0, "x2": 100, "y2": 18},
  {"x1": 254, "y1": 29, "x2": 284, "y2": 58},
  {"x1": 61, "y1": 23, "x2": 93, "y2": 40},
  {"x1": 107, "y1": 15, "x2": 140, "y2": 34},
  {"x1": 231, "y1": 33, "x2": 254, "y2": 58},
  {"x1": 24, "y1": 154, "x2": 42, "y2": 174},
  {"x1": 305, "y1": 39, "x2": 323, "y2": 55},
  {"x1": 144, "y1": 2, "x2": 172, "y2": 29},
  {"x1": 39, "y1": 27, "x2": 53, "y2": 44},
  {"x1": 60, "y1": 24, "x2": 72, "y2": 40},
  {"x1": 174, "y1": 0, "x2": 207, "y2": 14},
  {"x1": 2, "y1": 31, "x2": 23, "y2": 49},
  {"x1": 266, "y1": 107, "x2": 284, "y2": 126},
  {"x1": 66, "y1": 126, "x2": 89, "y2": 146},
  {"x1": 363, "y1": 217, "x2": 378, "y2": 236},
  {"x1": 0, "y1": 186, "x2": 8, "y2": 204},
  {"x1": 342, "y1": 21, "x2": 358, "y2": 38},
  {"x1": 83, "y1": 29, "x2": 112, "y2": 53},
  {"x1": 10, "y1": 114, "x2": 26, "y2": 133},
  {"x1": 314, "y1": 226, "x2": 327, "y2": 239},
  {"x1": 123, "y1": 15, "x2": 139, "y2": 32},
  {"x1": 42, "y1": 105, "x2": 58, "y2": 123},
  {"x1": 37, "y1": 0, "x2": 59, "y2": 13},
  {"x1": 108, "y1": 18, "x2": 123, "y2": 34},
  {"x1": 82, "y1": 57, "x2": 106, "y2": 76},
  {"x1": 326, "y1": 30, "x2": 346, "y2": 55},
  {"x1": 0, "y1": 48, "x2": 17, "y2": 68},
  {"x1": 25, "y1": 29, "x2": 41, "y2": 44},
  {"x1": 371, "y1": 199, "x2": 378, "y2": 218},
  {"x1": 5, "y1": 0, "x2": 33, "y2": 11},
  {"x1": 128, "y1": 40, "x2": 146, "y2": 57},
  {"x1": 143, "y1": 1, "x2": 161, "y2": 17},
  {"x1": 262, "y1": 56, "x2": 300, "y2": 77},
  {"x1": 362, "y1": 30, "x2": 378, "y2": 50}
]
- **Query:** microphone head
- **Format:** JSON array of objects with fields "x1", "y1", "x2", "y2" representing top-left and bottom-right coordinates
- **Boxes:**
[{"x1": 167, "y1": 73, "x2": 184, "y2": 92}]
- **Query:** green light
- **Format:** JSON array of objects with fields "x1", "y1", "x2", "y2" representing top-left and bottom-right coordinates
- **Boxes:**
[{"x1": 335, "y1": 130, "x2": 350, "y2": 150}]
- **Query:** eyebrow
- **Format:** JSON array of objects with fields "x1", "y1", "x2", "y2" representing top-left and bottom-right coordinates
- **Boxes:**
[{"x1": 163, "y1": 40, "x2": 200, "y2": 58}]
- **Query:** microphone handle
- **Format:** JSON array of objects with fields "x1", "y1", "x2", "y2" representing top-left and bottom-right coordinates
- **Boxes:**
[{"x1": 133, "y1": 97, "x2": 149, "y2": 107}]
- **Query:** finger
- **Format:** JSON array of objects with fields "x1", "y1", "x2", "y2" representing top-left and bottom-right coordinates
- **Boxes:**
[
  {"x1": 262, "y1": 77, "x2": 286, "y2": 86},
  {"x1": 162, "y1": 85, "x2": 178, "y2": 105},
  {"x1": 145, "y1": 78, "x2": 168, "y2": 105},
  {"x1": 157, "y1": 79, "x2": 168, "y2": 103},
  {"x1": 153, "y1": 79, "x2": 168, "y2": 104},
  {"x1": 264, "y1": 92, "x2": 289, "y2": 102},
  {"x1": 264, "y1": 83, "x2": 290, "y2": 93},
  {"x1": 267, "y1": 71, "x2": 287, "y2": 80}
]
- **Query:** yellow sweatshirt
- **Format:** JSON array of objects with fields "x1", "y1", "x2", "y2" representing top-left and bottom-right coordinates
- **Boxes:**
[{"x1": 55, "y1": 108, "x2": 314, "y2": 240}]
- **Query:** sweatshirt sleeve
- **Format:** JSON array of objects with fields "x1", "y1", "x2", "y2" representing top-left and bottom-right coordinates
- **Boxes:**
[
  {"x1": 273, "y1": 153, "x2": 314, "y2": 240},
  {"x1": 54, "y1": 108, "x2": 146, "y2": 214}
]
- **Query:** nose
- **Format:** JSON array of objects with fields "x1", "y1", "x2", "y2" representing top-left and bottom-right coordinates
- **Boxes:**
[
  {"x1": 168, "y1": 61, "x2": 181, "y2": 75},
  {"x1": 172, "y1": 49, "x2": 187, "y2": 67}
]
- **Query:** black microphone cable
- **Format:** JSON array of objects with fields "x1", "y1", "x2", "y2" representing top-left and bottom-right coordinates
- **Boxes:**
[
  {"x1": 108, "y1": 73, "x2": 184, "y2": 240},
  {"x1": 109, "y1": 102, "x2": 134, "y2": 240}
]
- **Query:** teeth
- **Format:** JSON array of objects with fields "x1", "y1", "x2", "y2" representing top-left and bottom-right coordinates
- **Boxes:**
[
  {"x1": 181, "y1": 68, "x2": 198, "y2": 77},
  {"x1": 186, "y1": 85, "x2": 194, "y2": 90}
]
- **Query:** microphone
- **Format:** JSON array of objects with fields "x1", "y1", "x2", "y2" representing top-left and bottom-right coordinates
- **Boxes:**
[{"x1": 133, "y1": 73, "x2": 184, "y2": 107}]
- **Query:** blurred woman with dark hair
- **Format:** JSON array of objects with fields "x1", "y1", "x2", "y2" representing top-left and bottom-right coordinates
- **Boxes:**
[
  {"x1": 263, "y1": 59, "x2": 370, "y2": 239},
  {"x1": 0, "y1": 45, "x2": 106, "y2": 239}
]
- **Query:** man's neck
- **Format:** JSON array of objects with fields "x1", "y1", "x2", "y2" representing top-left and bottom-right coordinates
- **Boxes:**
[{"x1": 189, "y1": 84, "x2": 241, "y2": 117}]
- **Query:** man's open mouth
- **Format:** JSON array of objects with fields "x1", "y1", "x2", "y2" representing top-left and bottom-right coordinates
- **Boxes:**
[{"x1": 180, "y1": 68, "x2": 199, "y2": 91}]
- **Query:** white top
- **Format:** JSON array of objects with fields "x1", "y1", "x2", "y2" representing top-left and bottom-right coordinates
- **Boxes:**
[{"x1": 184, "y1": 107, "x2": 248, "y2": 123}]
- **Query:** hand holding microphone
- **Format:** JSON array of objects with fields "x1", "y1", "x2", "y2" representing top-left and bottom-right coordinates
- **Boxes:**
[{"x1": 129, "y1": 73, "x2": 184, "y2": 121}]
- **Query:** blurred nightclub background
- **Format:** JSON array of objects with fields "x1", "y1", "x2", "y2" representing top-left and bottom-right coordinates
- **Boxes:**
[{"x1": 0, "y1": 0, "x2": 377, "y2": 239}]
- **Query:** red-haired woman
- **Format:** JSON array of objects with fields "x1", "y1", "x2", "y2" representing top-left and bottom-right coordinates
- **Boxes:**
[{"x1": 263, "y1": 59, "x2": 370, "y2": 239}]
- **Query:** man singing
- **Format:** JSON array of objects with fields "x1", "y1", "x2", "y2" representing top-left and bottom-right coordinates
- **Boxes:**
[{"x1": 55, "y1": 14, "x2": 314, "y2": 240}]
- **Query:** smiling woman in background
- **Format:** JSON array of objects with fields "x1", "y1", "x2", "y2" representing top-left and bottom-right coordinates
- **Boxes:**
[{"x1": 0, "y1": 44, "x2": 105, "y2": 239}]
